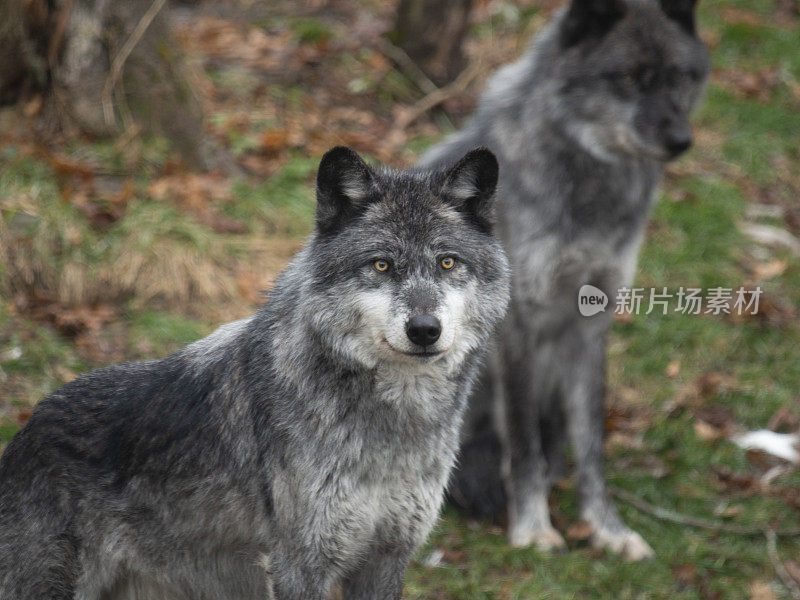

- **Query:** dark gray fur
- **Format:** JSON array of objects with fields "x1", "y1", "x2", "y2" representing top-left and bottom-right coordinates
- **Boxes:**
[
  {"x1": 421, "y1": 0, "x2": 709, "y2": 559},
  {"x1": 0, "y1": 147, "x2": 510, "y2": 599}
]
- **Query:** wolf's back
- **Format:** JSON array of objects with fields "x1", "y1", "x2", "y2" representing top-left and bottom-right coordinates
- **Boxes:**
[{"x1": 0, "y1": 355, "x2": 235, "y2": 596}]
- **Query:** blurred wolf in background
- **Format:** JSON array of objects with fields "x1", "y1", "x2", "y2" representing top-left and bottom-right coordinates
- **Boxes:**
[
  {"x1": 0, "y1": 147, "x2": 509, "y2": 599},
  {"x1": 422, "y1": 0, "x2": 709, "y2": 560}
]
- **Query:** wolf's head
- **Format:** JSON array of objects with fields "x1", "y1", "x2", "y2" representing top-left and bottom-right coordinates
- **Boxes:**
[
  {"x1": 542, "y1": 0, "x2": 710, "y2": 162},
  {"x1": 300, "y1": 146, "x2": 509, "y2": 372}
]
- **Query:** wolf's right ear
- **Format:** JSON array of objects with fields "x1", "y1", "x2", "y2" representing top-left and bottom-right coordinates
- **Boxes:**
[
  {"x1": 560, "y1": 0, "x2": 626, "y2": 48},
  {"x1": 659, "y1": 0, "x2": 698, "y2": 35},
  {"x1": 315, "y1": 146, "x2": 376, "y2": 235},
  {"x1": 440, "y1": 148, "x2": 499, "y2": 233}
]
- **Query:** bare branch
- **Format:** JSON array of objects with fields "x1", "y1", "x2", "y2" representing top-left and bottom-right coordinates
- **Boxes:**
[
  {"x1": 397, "y1": 60, "x2": 483, "y2": 129},
  {"x1": 374, "y1": 37, "x2": 439, "y2": 95},
  {"x1": 611, "y1": 486, "x2": 800, "y2": 536},
  {"x1": 766, "y1": 529, "x2": 800, "y2": 600},
  {"x1": 101, "y1": 0, "x2": 169, "y2": 127}
]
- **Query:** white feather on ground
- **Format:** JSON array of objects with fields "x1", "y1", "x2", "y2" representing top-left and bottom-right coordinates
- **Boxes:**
[{"x1": 732, "y1": 430, "x2": 800, "y2": 464}]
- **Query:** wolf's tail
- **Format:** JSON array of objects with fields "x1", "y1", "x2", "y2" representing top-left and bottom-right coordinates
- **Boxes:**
[{"x1": 447, "y1": 417, "x2": 507, "y2": 519}]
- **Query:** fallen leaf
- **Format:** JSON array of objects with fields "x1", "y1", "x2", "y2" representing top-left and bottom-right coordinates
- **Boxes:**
[
  {"x1": 54, "y1": 364, "x2": 77, "y2": 384},
  {"x1": 28, "y1": 302, "x2": 117, "y2": 337},
  {"x1": 750, "y1": 260, "x2": 787, "y2": 281},
  {"x1": 696, "y1": 372, "x2": 736, "y2": 399},
  {"x1": 665, "y1": 358, "x2": 681, "y2": 378},
  {"x1": 260, "y1": 128, "x2": 290, "y2": 153},
  {"x1": 714, "y1": 467, "x2": 761, "y2": 494},
  {"x1": 767, "y1": 407, "x2": 799, "y2": 433},
  {"x1": 606, "y1": 431, "x2": 645, "y2": 450},
  {"x1": 737, "y1": 292, "x2": 798, "y2": 327},
  {"x1": 673, "y1": 563, "x2": 698, "y2": 587},
  {"x1": 671, "y1": 562, "x2": 722, "y2": 599},
  {"x1": 694, "y1": 406, "x2": 737, "y2": 432},
  {"x1": 12, "y1": 408, "x2": 32, "y2": 427},
  {"x1": 23, "y1": 95, "x2": 42, "y2": 118},
  {"x1": 714, "y1": 67, "x2": 780, "y2": 102},
  {"x1": 71, "y1": 191, "x2": 126, "y2": 230},
  {"x1": 714, "y1": 504, "x2": 744, "y2": 518},
  {"x1": 721, "y1": 7, "x2": 766, "y2": 26},
  {"x1": 750, "y1": 581, "x2": 777, "y2": 600},
  {"x1": 565, "y1": 520, "x2": 593, "y2": 541},
  {"x1": 45, "y1": 152, "x2": 96, "y2": 181},
  {"x1": 613, "y1": 454, "x2": 669, "y2": 478},
  {"x1": 195, "y1": 212, "x2": 248, "y2": 234},
  {"x1": 695, "y1": 419, "x2": 724, "y2": 441},
  {"x1": 96, "y1": 177, "x2": 136, "y2": 206},
  {"x1": 670, "y1": 372, "x2": 737, "y2": 413}
]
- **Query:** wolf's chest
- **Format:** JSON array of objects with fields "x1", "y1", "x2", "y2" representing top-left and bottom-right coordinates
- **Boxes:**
[
  {"x1": 288, "y1": 440, "x2": 450, "y2": 575},
  {"x1": 331, "y1": 392, "x2": 457, "y2": 552}
]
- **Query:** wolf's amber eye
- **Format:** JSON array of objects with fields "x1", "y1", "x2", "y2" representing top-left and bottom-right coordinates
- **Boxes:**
[
  {"x1": 441, "y1": 257, "x2": 456, "y2": 270},
  {"x1": 373, "y1": 259, "x2": 390, "y2": 272}
]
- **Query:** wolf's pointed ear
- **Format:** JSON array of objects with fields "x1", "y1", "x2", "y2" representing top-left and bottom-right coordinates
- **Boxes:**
[
  {"x1": 315, "y1": 146, "x2": 376, "y2": 235},
  {"x1": 659, "y1": 0, "x2": 698, "y2": 35},
  {"x1": 440, "y1": 148, "x2": 499, "y2": 232},
  {"x1": 560, "y1": 0, "x2": 626, "y2": 48}
]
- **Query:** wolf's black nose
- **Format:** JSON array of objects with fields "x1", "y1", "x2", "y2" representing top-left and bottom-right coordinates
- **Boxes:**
[
  {"x1": 665, "y1": 133, "x2": 692, "y2": 157},
  {"x1": 406, "y1": 315, "x2": 441, "y2": 347}
]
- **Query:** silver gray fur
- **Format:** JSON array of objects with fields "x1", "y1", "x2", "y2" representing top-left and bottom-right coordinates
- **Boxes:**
[
  {"x1": 0, "y1": 147, "x2": 510, "y2": 599},
  {"x1": 421, "y1": 0, "x2": 709, "y2": 560}
]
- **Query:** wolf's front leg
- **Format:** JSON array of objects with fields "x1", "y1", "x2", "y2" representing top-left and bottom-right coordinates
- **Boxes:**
[
  {"x1": 561, "y1": 322, "x2": 654, "y2": 561},
  {"x1": 342, "y1": 550, "x2": 409, "y2": 600},
  {"x1": 499, "y1": 317, "x2": 566, "y2": 552},
  {"x1": 269, "y1": 550, "x2": 330, "y2": 600}
]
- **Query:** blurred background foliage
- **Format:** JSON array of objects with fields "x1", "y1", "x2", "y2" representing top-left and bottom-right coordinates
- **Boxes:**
[{"x1": 1, "y1": 0, "x2": 800, "y2": 597}]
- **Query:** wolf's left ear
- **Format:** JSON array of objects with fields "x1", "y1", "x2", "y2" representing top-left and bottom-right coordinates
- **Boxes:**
[
  {"x1": 440, "y1": 148, "x2": 499, "y2": 232},
  {"x1": 315, "y1": 146, "x2": 376, "y2": 235},
  {"x1": 560, "y1": 0, "x2": 626, "y2": 48},
  {"x1": 659, "y1": 0, "x2": 698, "y2": 35}
]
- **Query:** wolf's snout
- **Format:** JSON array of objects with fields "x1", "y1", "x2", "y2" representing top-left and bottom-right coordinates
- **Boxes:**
[
  {"x1": 665, "y1": 131, "x2": 692, "y2": 157},
  {"x1": 662, "y1": 117, "x2": 693, "y2": 158},
  {"x1": 405, "y1": 315, "x2": 441, "y2": 346}
]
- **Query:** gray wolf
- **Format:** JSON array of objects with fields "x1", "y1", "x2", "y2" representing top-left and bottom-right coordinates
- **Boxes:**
[
  {"x1": 421, "y1": 0, "x2": 709, "y2": 560},
  {"x1": 0, "y1": 146, "x2": 510, "y2": 599}
]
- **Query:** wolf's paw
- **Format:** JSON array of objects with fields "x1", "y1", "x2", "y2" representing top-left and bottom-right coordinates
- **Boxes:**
[
  {"x1": 508, "y1": 524, "x2": 567, "y2": 552},
  {"x1": 590, "y1": 527, "x2": 654, "y2": 561}
]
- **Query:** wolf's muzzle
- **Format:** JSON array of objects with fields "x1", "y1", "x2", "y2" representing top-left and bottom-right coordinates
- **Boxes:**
[
  {"x1": 405, "y1": 314, "x2": 441, "y2": 347},
  {"x1": 665, "y1": 131, "x2": 692, "y2": 157}
]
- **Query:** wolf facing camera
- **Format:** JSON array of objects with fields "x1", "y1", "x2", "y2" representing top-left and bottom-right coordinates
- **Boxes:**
[
  {"x1": 0, "y1": 147, "x2": 510, "y2": 599},
  {"x1": 422, "y1": 0, "x2": 710, "y2": 560}
]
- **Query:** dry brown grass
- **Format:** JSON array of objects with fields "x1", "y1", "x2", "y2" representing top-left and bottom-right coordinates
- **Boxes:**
[{"x1": 0, "y1": 210, "x2": 301, "y2": 320}]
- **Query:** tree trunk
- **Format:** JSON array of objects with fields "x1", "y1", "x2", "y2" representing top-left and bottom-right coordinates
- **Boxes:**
[
  {"x1": 0, "y1": 0, "x2": 217, "y2": 170},
  {"x1": 393, "y1": 0, "x2": 475, "y2": 86}
]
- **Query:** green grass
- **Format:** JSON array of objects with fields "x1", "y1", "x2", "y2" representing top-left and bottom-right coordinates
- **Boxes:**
[
  {"x1": 228, "y1": 153, "x2": 317, "y2": 235},
  {"x1": 126, "y1": 309, "x2": 211, "y2": 357},
  {"x1": 1, "y1": 1, "x2": 800, "y2": 598}
]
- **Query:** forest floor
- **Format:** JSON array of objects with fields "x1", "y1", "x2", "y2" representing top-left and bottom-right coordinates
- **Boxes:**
[{"x1": 2, "y1": 0, "x2": 800, "y2": 597}]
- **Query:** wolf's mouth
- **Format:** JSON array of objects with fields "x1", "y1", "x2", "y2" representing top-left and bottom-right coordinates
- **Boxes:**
[
  {"x1": 400, "y1": 350, "x2": 443, "y2": 357},
  {"x1": 381, "y1": 337, "x2": 444, "y2": 359}
]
